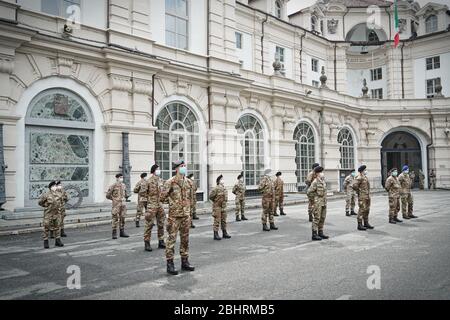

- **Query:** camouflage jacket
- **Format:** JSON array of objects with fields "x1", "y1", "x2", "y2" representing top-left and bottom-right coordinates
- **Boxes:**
[
  {"x1": 352, "y1": 174, "x2": 371, "y2": 199},
  {"x1": 56, "y1": 188, "x2": 69, "y2": 213},
  {"x1": 385, "y1": 176, "x2": 400, "y2": 198},
  {"x1": 343, "y1": 175, "x2": 355, "y2": 194},
  {"x1": 232, "y1": 180, "x2": 246, "y2": 201},
  {"x1": 398, "y1": 172, "x2": 412, "y2": 195},
  {"x1": 209, "y1": 184, "x2": 228, "y2": 208},
  {"x1": 133, "y1": 179, "x2": 148, "y2": 203},
  {"x1": 188, "y1": 178, "x2": 197, "y2": 205},
  {"x1": 258, "y1": 175, "x2": 274, "y2": 198},
  {"x1": 147, "y1": 175, "x2": 163, "y2": 209},
  {"x1": 274, "y1": 177, "x2": 284, "y2": 197},
  {"x1": 305, "y1": 170, "x2": 315, "y2": 187},
  {"x1": 106, "y1": 182, "x2": 128, "y2": 203},
  {"x1": 38, "y1": 190, "x2": 61, "y2": 216},
  {"x1": 307, "y1": 177, "x2": 327, "y2": 206},
  {"x1": 161, "y1": 174, "x2": 191, "y2": 218}
]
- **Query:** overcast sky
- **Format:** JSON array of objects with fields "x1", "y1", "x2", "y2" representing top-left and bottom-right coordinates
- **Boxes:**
[{"x1": 287, "y1": 0, "x2": 450, "y2": 15}]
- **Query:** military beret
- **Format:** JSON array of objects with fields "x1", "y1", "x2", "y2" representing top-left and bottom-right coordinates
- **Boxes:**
[
  {"x1": 115, "y1": 173, "x2": 123, "y2": 178},
  {"x1": 391, "y1": 168, "x2": 398, "y2": 173},
  {"x1": 314, "y1": 166, "x2": 324, "y2": 173},
  {"x1": 150, "y1": 164, "x2": 159, "y2": 173},
  {"x1": 237, "y1": 171, "x2": 243, "y2": 179},
  {"x1": 172, "y1": 160, "x2": 185, "y2": 170},
  {"x1": 140, "y1": 172, "x2": 147, "y2": 179},
  {"x1": 402, "y1": 165, "x2": 409, "y2": 172},
  {"x1": 358, "y1": 165, "x2": 367, "y2": 173},
  {"x1": 312, "y1": 163, "x2": 320, "y2": 169},
  {"x1": 264, "y1": 168, "x2": 272, "y2": 175},
  {"x1": 216, "y1": 174, "x2": 223, "y2": 185},
  {"x1": 55, "y1": 180, "x2": 61, "y2": 186},
  {"x1": 276, "y1": 171, "x2": 282, "y2": 176},
  {"x1": 48, "y1": 180, "x2": 57, "y2": 189}
]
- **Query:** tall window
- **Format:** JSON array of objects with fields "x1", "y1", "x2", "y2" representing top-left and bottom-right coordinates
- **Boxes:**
[
  {"x1": 371, "y1": 88, "x2": 383, "y2": 99},
  {"x1": 370, "y1": 68, "x2": 382, "y2": 81},
  {"x1": 425, "y1": 15, "x2": 438, "y2": 33},
  {"x1": 311, "y1": 58, "x2": 319, "y2": 72},
  {"x1": 294, "y1": 122, "x2": 315, "y2": 186},
  {"x1": 338, "y1": 128, "x2": 355, "y2": 170},
  {"x1": 311, "y1": 16, "x2": 317, "y2": 32},
  {"x1": 165, "y1": 0, "x2": 188, "y2": 50},
  {"x1": 426, "y1": 56, "x2": 440, "y2": 70},
  {"x1": 426, "y1": 78, "x2": 441, "y2": 98},
  {"x1": 155, "y1": 102, "x2": 200, "y2": 185},
  {"x1": 276, "y1": 46, "x2": 285, "y2": 62},
  {"x1": 275, "y1": 1, "x2": 282, "y2": 19},
  {"x1": 41, "y1": 0, "x2": 81, "y2": 18},
  {"x1": 236, "y1": 114, "x2": 265, "y2": 186},
  {"x1": 235, "y1": 32, "x2": 243, "y2": 49}
]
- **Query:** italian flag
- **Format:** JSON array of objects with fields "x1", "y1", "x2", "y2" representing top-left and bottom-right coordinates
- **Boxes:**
[{"x1": 393, "y1": 0, "x2": 400, "y2": 48}]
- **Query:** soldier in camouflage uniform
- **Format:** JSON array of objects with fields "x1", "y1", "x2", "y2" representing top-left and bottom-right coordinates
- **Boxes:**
[
  {"x1": 429, "y1": 169, "x2": 436, "y2": 189},
  {"x1": 352, "y1": 165, "x2": 374, "y2": 231},
  {"x1": 38, "y1": 181, "x2": 64, "y2": 249},
  {"x1": 307, "y1": 166, "x2": 329, "y2": 241},
  {"x1": 258, "y1": 169, "x2": 278, "y2": 231},
  {"x1": 418, "y1": 169, "x2": 425, "y2": 190},
  {"x1": 55, "y1": 180, "x2": 68, "y2": 237},
  {"x1": 161, "y1": 160, "x2": 195, "y2": 275},
  {"x1": 187, "y1": 173, "x2": 197, "y2": 228},
  {"x1": 385, "y1": 168, "x2": 402, "y2": 224},
  {"x1": 274, "y1": 171, "x2": 286, "y2": 216},
  {"x1": 232, "y1": 172, "x2": 247, "y2": 221},
  {"x1": 209, "y1": 174, "x2": 230, "y2": 240},
  {"x1": 343, "y1": 170, "x2": 357, "y2": 217},
  {"x1": 106, "y1": 173, "x2": 129, "y2": 239},
  {"x1": 398, "y1": 165, "x2": 418, "y2": 219},
  {"x1": 133, "y1": 172, "x2": 148, "y2": 228},
  {"x1": 144, "y1": 164, "x2": 166, "y2": 252},
  {"x1": 305, "y1": 163, "x2": 320, "y2": 222}
]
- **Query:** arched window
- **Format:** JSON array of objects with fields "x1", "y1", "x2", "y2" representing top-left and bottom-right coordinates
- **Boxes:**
[
  {"x1": 338, "y1": 128, "x2": 355, "y2": 170},
  {"x1": 294, "y1": 122, "x2": 315, "y2": 187},
  {"x1": 275, "y1": 1, "x2": 282, "y2": 19},
  {"x1": 25, "y1": 88, "x2": 94, "y2": 206},
  {"x1": 155, "y1": 102, "x2": 200, "y2": 186},
  {"x1": 236, "y1": 114, "x2": 265, "y2": 186},
  {"x1": 425, "y1": 15, "x2": 438, "y2": 33},
  {"x1": 311, "y1": 16, "x2": 317, "y2": 32}
]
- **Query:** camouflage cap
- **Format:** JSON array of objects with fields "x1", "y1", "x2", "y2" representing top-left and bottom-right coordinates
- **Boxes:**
[
  {"x1": 314, "y1": 166, "x2": 324, "y2": 173},
  {"x1": 172, "y1": 160, "x2": 185, "y2": 170},
  {"x1": 358, "y1": 165, "x2": 367, "y2": 173},
  {"x1": 312, "y1": 163, "x2": 320, "y2": 169},
  {"x1": 216, "y1": 174, "x2": 223, "y2": 185},
  {"x1": 276, "y1": 171, "x2": 282, "y2": 176}
]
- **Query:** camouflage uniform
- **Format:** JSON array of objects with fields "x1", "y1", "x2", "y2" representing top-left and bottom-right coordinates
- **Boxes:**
[
  {"x1": 418, "y1": 171, "x2": 425, "y2": 190},
  {"x1": 258, "y1": 175, "x2": 275, "y2": 225},
  {"x1": 134, "y1": 178, "x2": 148, "y2": 222},
  {"x1": 343, "y1": 174, "x2": 356, "y2": 214},
  {"x1": 274, "y1": 176, "x2": 284, "y2": 215},
  {"x1": 352, "y1": 173, "x2": 371, "y2": 225},
  {"x1": 232, "y1": 179, "x2": 246, "y2": 219},
  {"x1": 106, "y1": 182, "x2": 128, "y2": 230},
  {"x1": 398, "y1": 172, "x2": 414, "y2": 218},
  {"x1": 190, "y1": 178, "x2": 198, "y2": 220},
  {"x1": 385, "y1": 175, "x2": 401, "y2": 220},
  {"x1": 307, "y1": 176, "x2": 327, "y2": 233},
  {"x1": 144, "y1": 175, "x2": 165, "y2": 242},
  {"x1": 305, "y1": 170, "x2": 316, "y2": 221},
  {"x1": 429, "y1": 171, "x2": 436, "y2": 189},
  {"x1": 39, "y1": 190, "x2": 62, "y2": 240},
  {"x1": 161, "y1": 174, "x2": 191, "y2": 261},
  {"x1": 209, "y1": 184, "x2": 228, "y2": 232}
]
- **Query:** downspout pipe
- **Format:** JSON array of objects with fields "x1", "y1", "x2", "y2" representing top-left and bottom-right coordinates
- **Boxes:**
[
  {"x1": 334, "y1": 43, "x2": 337, "y2": 90},
  {"x1": 261, "y1": 14, "x2": 268, "y2": 74},
  {"x1": 206, "y1": 0, "x2": 211, "y2": 201},
  {"x1": 426, "y1": 114, "x2": 434, "y2": 189},
  {"x1": 401, "y1": 42, "x2": 405, "y2": 98},
  {"x1": 299, "y1": 32, "x2": 305, "y2": 84},
  {"x1": 342, "y1": 8, "x2": 350, "y2": 39},
  {"x1": 319, "y1": 109, "x2": 324, "y2": 165}
]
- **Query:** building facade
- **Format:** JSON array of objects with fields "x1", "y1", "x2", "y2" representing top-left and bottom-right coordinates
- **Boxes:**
[{"x1": 0, "y1": 0, "x2": 449, "y2": 213}]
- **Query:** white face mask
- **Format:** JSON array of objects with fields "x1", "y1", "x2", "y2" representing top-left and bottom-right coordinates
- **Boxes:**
[
  {"x1": 319, "y1": 173, "x2": 324, "y2": 178},
  {"x1": 51, "y1": 186, "x2": 57, "y2": 192},
  {"x1": 118, "y1": 177, "x2": 123, "y2": 182},
  {"x1": 57, "y1": 185, "x2": 62, "y2": 190},
  {"x1": 364, "y1": 170, "x2": 368, "y2": 176},
  {"x1": 220, "y1": 180, "x2": 224, "y2": 185},
  {"x1": 155, "y1": 169, "x2": 161, "y2": 176}
]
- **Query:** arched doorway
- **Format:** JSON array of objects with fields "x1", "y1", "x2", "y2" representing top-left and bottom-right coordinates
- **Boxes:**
[
  {"x1": 294, "y1": 121, "x2": 316, "y2": 191},
  {"x1": 381, "y1": 131, "x2": 422, "y2": 187},
  {"x1": 338, "y1": 128, "x2": 355, "y2": 191}
]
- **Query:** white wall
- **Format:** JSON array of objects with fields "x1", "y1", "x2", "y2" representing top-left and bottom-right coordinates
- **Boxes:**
[
  {"x1": 347, "y1": 66, "x2": 387, "y2": 98},
  {"x1": 414, "y1": 52, "x2": 450, "y2": 98},
  {"x1": 235, "y1": 31, "x2": 253, "y2": 71}
]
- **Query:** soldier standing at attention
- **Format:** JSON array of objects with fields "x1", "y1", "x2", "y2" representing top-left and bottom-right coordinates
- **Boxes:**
[
  {"x1": 106, "y1": 173, "x2": 129, "y2": 239},
  {"x1": 307, "y1": 166, "x2": 329, "y2": 241},
  {"x1": 232, "y1": 172, "x2": 247, "y2": 221},
  {"x1": 306, "y1": 163, "x2": 320, "y2": 222},
  {"x1": 133, "y1": 172, "x2": 148, "y2": 228},
  {"x1": 343, "y1": 170, "x2": 357, "y2": 217},
  {"x1": 187, "y1": 173, "x2": 197, "y2": 228},
  {"x1": 429, "y1": 169, "x2": 436, "y2": 189},
  {"x1": 144, "y1": 164, "x2": 166, "y2": 252},
  {"x1": 209, "y1": 175, "x2": 230, "y2": 240},
  {"x1": 418, "y1": 169, "x2": 425, "y2": 190},
  {"x1": 352, "y1": 165, "x2": 374, "y2": 231},
  {"x1": 55, "y1": 180, "x2": 68, "y2": 237},
  {"x1": 410, "y1": 169, "x2": 416, "y2": 189},
  {"x1": 274, "y1": 171, "x2": 286, "y2": 216},
  {"x1": 385, "y1": 168, "x2": 402, "y2": 224},
  {"x1": 39, "y1": 181, "x2": 64, "y2": 249},
  {"x1": 161, "y1": 160, "x2": 195, "y2": 276},
  {"x1": 258, "y1": 168, "x2": 278, "y2": 231},
  {"x1": 398, "y1": 165, "x2": 418, "y2": 219}
]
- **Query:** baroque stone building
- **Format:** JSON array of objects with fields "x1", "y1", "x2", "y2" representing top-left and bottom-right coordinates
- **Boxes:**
[{"x1": 0, "y1": 0, "x2": 449, "y2": 213}]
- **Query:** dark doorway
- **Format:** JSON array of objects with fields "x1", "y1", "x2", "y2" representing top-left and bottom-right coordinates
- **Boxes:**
[{"x1": 381, "y1": 131, "x2": 422, "y2": 188}]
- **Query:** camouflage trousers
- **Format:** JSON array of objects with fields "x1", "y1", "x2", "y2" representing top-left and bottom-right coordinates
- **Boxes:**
[
  {"x1": 307, "y1": 195, "x2": 314, "y2": 219},
  {"x1": 430, "y1": 178, "x2": 436, "y2": 189},
  {"x1": 165, "y1": 215, "x2": 190, "y2": 261},
  {"x1": 357, "y1": 197, "x2": 371, "y2": 223},
  {"x1": 43, "y1": 212, "x2": 61, "y2": 240},
  {"x1": 135, "y1": 201, "x2": 147, "y2": 221},
  {"x1": 235, "y1": 198, "x2": 245, "y2": 217},
  {"x1": 401, "y1": 193, "x2": 414, "y2": 217},
  {"x1": 345, "y1": 191, "x2": 356, "y2": 211},
  {"x1": 274, "y1": 195, "x2": 284, "y2": 213},
  {"x1": 191, "y1": 200, "x2": 197, "y2": 219},
  {"x1": 52, "y1": 209, "x2": 65, "y2": 231},
  {"x1": 419, "y1": 181, "x2": 424, "y2": 190},
  {"x1": 261, "y1": 195, "x2": 274, "y2": 225},
  {"x1": 144, "y1": 207, "x2": 165, "y2": 241},
  {"x1": 111, "y1": 202, "x2": 126, "y2": 230},
  {"x1": 312, "y1": 204, "x2": 326, "y2": 232},
  {"x1": 388, "y1": 196, "x2": 400, "y2": 219},
  {"x1": 213, "y1": 204, "x2": 227, "y2": 231}
]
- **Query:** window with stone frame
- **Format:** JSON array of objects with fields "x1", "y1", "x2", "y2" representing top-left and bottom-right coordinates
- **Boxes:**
[
  {"x1": 41, "y1": 0, "x2": 81, "y2": 18},
  {"x1": 426, "y1": 78, "x2": 441, "y2": 98},
  {"x1": 371, "y1": 88, "x2": 383, "y2": 99},
  {"x1": 425, "y1": 15, "x2": 438, "y2": 33},
  {"x1": 370, "y1": 68, "x2": 382, "y2": 81},
  {"x1": 294, "y1": 122, "x2": 315, "y2": 187},
  {"x1": 338, "y1": 128, "x2": 355, "y2": 170},
  {"x1": 275, "y1": 1, "x2": 282, "y2": 19},
  {"x1": 165, "y1": 0, "x2": 188, "y2": 50},
  {"x1": 235, "y1": 32, "x2": 243, "y2": 49},
  {"x1": 426, "y1": 56, "x2": 440, "y2": 70},
  {"x1": 311, "y1": 58, "x2": 319, "y2": 72}
]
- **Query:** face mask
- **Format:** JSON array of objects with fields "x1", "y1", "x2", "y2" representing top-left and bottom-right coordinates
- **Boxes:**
[
  {"x1": 392, "y1": 171, "x2": 398, "y2": 177},
  {"x1": 351, "y1": 172, "x2": 356, "y2": 177},
  {"x1": 319, "y1": 173, "x2": 324, "y2": 178},
  {"x1": 364, "y1": 170, "x2": 368, "y2": 176},
  {"x1": 57, "y1": 185, "x2": 62, "y2": 190},
  {"x1": 51, "y1": 186, "x2": 57, "y2": 192},
  {"x1": 155, "y1": 169, "x2": 161, "y2": 176},
  {"x1": 220, "y1": 180, "x2": 224, "y2": 185},
  {"x1": 404, "y1": 170, "x2": 409, "y2": 174},
  {"x1": 179, "y1": 167, "x2": 187, "y2": 176},
  {"x1": 119, "y1": 177, "x2": 123, "y2": 182}
]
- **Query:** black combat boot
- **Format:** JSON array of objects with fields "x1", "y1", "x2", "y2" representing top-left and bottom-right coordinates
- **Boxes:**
[
  {"x1": 351, "y1": 210, "x2": 357, "y2": 216},
  {"x1": 280, "y1": 209, "x2": 286, "y2": 216},
  {"x1": 357, "y1": 221, "x2": 367, "y2": 231},
  {"x1": 318, "y1": 230, "x2": 329, "y2": 239},
  {"x1": 50, "y1": 231, "x2": 55, "y2": 239},
  {"x1": 312, "y1": 231, "x2": 322, "y2": 241},
  {"x1": 60, "y1": 229, "x2": 67, "y2": 237},
  {"x1": 236, "y1": 215, "x2": 241, "y2": 222},
  {"x1": 112, "y1": 229, "x2": 117, "y2": 239},
  {"x1": 158, "y1": 240, "x2": 166, "y2": 249},
  {"x1": 119, "y1": 229, "x2": 129, "y2": 238},
  {"x1": 214, "y1": 231, "x2": 222, "y2": 240},
  {"x1": 190, "y1": 221, "x2": 196, "y2": 228},
  {"x1": 270, "y1": 222, "x2": 278, "y2": 230},
  {"x1": 167, "y1": 259, "x2": 178, "y2": 275},
  {"x1": 262, "y1": 224, "x2": 270, "y2": 231},
  {"x1": 44, "y1": 239, "x2": 49, "y2": 249},
  {"x1": 55, "y1": 238, "x2": 64, "y2": 247},
  {"x1": 403, "y1": 215, "x2": 410, "y2": 219},
  {"x1": 394, "y1": 217, "x2": 403, "y2": 223},
  {"x1": 135, "y1": 220, "x2": 140, "y2": 228},
  {"x1": 409, "y1": 214, "x2": 418, "y2": 219},
  {"x1": 181, "y1": 257, "x2": 195, "y2": 272},
  {"x1": 222, "y1": 229, "x2": 231, "y2": 239},
  {"x1": 389, "y1": 218, "x2": 396, "y2": 224},
  {"x1": 241, "y1": 214, "x2": 248, "y2": 221},
  {"x1": 364, "y1": 221, "x2": 374, "y2": 229},
  {"x1": 346, "y1": 211, "x2": 351, "y2": 217},
  {"x1": 144, "y1": 241, "x2": 152, "y2": 252},
  {"x1": 193, "y1": 213, "x2": 199, "y2": 220},
  {"x1": 273, "y1": 211, "x2": 279, "y2": 217}
]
